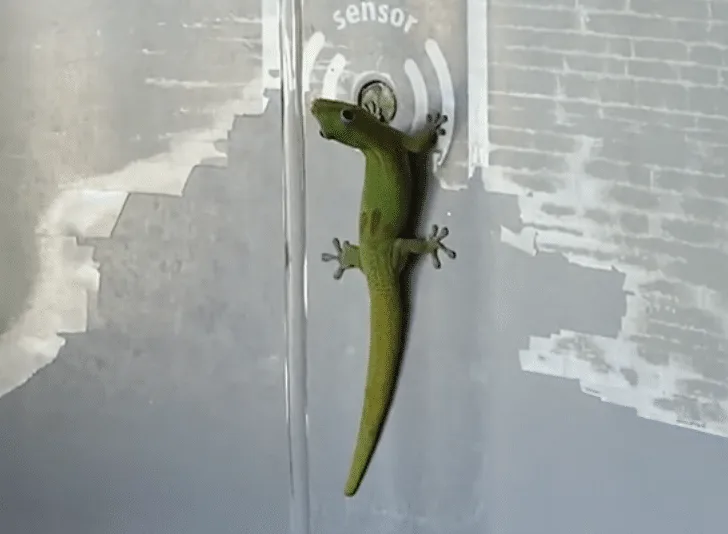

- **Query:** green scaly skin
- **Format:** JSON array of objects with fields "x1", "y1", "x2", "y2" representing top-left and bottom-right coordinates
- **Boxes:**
[{"x1": 311, "y1": 98, "x2": 456, "y2": 497}]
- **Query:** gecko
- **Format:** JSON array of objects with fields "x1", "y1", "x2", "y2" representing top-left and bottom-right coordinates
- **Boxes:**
[{"x1": 311, "y1": 97, "x2": 456, "y2": 497}]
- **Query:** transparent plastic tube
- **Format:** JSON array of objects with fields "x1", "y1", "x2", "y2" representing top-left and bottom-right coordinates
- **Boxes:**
[{"x1": 279, "y1": 0, "x2": 311, "y2": 531}]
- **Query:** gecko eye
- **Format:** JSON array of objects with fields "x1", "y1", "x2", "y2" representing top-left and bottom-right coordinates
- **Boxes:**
[{"x1": 340, "y1": 109, "x2": 355, "y2": 123}]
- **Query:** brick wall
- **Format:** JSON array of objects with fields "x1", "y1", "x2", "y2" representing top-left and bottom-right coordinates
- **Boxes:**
[{"x1": 486, "y1": 0, "x2": 728, "y2": 435}]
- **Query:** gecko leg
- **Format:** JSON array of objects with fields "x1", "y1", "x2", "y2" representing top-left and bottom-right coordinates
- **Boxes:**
[
  {"x1": 321, "y1": 238, "x2": 361, "y2": 280},
  {"x1": 394, "y1": 225, "x2": 457, "y2": 270}
]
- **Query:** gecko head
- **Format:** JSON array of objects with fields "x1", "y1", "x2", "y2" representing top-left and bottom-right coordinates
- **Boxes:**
[{"x1": 310, "y1": 98, "x2": 386, "y2": 150}]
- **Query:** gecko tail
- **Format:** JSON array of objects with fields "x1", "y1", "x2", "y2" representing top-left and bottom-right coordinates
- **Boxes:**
[{"x1": 344, "y1": 285, "x2": 403, "y2": 497}]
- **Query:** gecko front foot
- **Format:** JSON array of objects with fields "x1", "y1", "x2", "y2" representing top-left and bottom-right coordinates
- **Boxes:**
[
  {"x1": 426, "y1": 112, "x2": 448, "y2": 136},
  {"x1": 403, "y1": 112, "x2": 449, "y2": 153},
  {"x1": 395, "y1": 225, "x2": 456, "y2": 270},
  {"x1": 321, "y1": 238, "x2": 361, "y2": 280},
  {"x1": 425, "y1": 225, "x2": 456, "y2": 269}
]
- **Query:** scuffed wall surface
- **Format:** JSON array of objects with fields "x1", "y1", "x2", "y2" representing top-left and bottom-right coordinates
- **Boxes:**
[
  {"x1": 487, "y1": 0, "x2": 728, "y2": 435},
  {"x1": 0, "y1": 0, "x2": 290, "y2": 531},
  {"x1": 0, "y1": 0, "x2": 263, "y2": 397}
]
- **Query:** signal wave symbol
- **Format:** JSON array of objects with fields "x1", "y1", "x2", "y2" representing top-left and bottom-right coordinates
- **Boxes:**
[{"x1": 303, "y1": 31, "x2": 455, "y2": 168}]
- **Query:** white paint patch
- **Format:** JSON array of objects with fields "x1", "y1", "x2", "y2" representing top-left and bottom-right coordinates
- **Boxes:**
[
  {"x1": 321, "y1": 54, "x2": 347, "y2": 99},
  {"x1": 0, "y1": 78, "x2": 266, "y2": 400},
  {"x1": 425, "y1": 39, "x2": 455, "y2": 170},
  {"x1": 404, "y1": 59, "x2": 428, "y2": 133},
  {"x1": 501, "y1": 226, "x2": 538, "y2": 256},
  {"x1": 145, "y1": 78, "x2": 250, "y2": 89},
  {"x1": 467, "y1": 0, "x2": 489, "y2": 180},
  {"x1": 303, "y1": 32, "x2": 326, "y2": 93},
  {"x1": 486, "y1": 136, "x2": 612, "y2": 261},
  {"x1": 37, "y1": 191, "x2": 129, "y2": 238},
  {"x1": 262, "y1": 0, "x2": 281, "y2": 92},
  {"x1": 229, "y1": 16, "x2": 260, "y2": 24},
  {"x1": 484, "y1": 126, "x2": 728, "y2": 437},
  {"x1": 0, "y1": 237, "x2": 98, "y2": 398}
]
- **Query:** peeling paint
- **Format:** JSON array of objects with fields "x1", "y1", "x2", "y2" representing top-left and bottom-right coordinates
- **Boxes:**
[{"x1": 0, "y1": 78, "x2": 265, "y2": 399}]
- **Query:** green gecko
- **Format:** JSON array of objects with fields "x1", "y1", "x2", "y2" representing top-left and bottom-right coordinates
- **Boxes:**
[{"x1": 311, "y1": 97, "x2": 456, "y2": 497}]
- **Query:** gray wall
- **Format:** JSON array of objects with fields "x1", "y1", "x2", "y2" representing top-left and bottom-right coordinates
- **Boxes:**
[
  {"x1": 488, "y1": 0, "x2": 728, "y2": 430},
  {"x1": 1, "y1": 0, "x2": 728, "y2": 533}
]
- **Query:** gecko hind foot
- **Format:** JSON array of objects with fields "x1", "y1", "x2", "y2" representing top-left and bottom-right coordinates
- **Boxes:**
[
  {"x1": 427, "y1": 224, "x2": 457, "y2": 269},
  {"x1": 321, "y1": 238, "x2": 360, "y2": 280}
]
